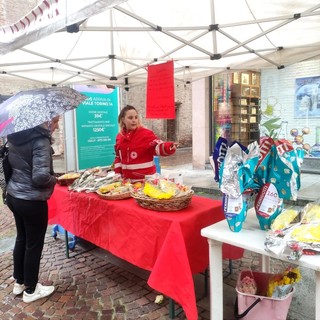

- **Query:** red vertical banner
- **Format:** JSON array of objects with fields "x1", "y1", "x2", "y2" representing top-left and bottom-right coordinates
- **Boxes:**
[{"x1": 146, "y1": 60, "x2": 175, "y2": 119}]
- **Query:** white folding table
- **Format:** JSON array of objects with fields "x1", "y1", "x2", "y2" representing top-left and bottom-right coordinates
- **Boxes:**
[{"x1": 201, "y1": 211, "x2": 320, "y2": 320}]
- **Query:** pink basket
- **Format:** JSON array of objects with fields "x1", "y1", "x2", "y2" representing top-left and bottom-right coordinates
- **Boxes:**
[{"x1": 235, "y1": 270, "x2": 295, "y2": 320}]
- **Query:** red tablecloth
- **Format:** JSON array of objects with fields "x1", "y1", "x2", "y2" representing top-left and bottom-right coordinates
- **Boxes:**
[{"x1": 48, "y1": 185, "x2": 243, "y2": 320}]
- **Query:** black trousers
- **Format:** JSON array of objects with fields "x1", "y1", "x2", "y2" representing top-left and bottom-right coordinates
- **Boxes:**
[{"x1": 6, "y1": 194, "x2": 48, "y2": 288}]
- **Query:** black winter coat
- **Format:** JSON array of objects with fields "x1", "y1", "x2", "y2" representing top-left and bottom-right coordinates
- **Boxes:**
[{"x1": 6, "y1": 126, "x2": 56, "y2": 201}]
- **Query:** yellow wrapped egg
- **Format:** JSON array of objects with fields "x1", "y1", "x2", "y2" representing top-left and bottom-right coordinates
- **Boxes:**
[
  {"x1": 290, "y1": 224, "x2": 320, "y2": 243},
  {"x1": 271, "y1": 208, "x2": 299, "y2": 231},
  {"x1": 301, "y1": 204, "x2": 320, "y2": 224}
]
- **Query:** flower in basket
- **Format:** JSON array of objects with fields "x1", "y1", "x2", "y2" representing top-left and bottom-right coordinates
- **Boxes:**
[
  {"x1": 238, "y1": 275, "x2": 258, "y2": 295},
  {"x1": 267, "y1": 267, "x2": 302, "y2": 298}
]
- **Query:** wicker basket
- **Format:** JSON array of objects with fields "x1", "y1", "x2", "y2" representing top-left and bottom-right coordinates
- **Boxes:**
[
  {"x1": 131, "y1": 190, "x2": 194, "y2": 211},
  {"x1": 56, "y1": 172, "x2": 81, "y2": 186},
  {"x1": 56, "y1": 177, "x2": 79, "y2": 186},
  {"x1": 96, "y1": 190, "x2": 132, "y2": 200}
]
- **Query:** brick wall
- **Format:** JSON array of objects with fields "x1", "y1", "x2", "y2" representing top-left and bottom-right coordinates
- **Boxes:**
[
  {"x1": 121, "y1": 82, "x2": 193, "y2": 147},
  {"x1": 0, "y1": 0, "x2": 43, "y2": 95},
  {"x1": 0, "y1": 79, "x2": 44, "y2": 96},
  {"x1": 0, "y1": 1, "x2": 63, "y2": 153},
  {"x1": 0, "y1": 0, "x2": 38, "y2": 25}
]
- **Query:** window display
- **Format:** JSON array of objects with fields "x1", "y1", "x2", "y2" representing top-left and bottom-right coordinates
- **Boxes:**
[
  {"x1": 212, "y1": 73, "x2": 233, "y2": 144},
  {"x1": 231, "y1": 71, "x2": 261, "y2": 145},
  {"x1": 212, "y1": 71, "x2": 261, "y2": 147}
]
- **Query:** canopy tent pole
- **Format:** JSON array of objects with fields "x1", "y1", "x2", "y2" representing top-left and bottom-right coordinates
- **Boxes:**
[
  {"x1": 2, "y1": 0, "x2": 320, "y2": 86},
  {"x1": 115, "y1": 6, "x2": 213, "y2": 57},
  {"x1": 220, "y1": 4, "x2": 320, "y2": 59},
  {"x1": 109, "y1": 10, "x2": 117, "y2": 80},
  {"x1": 210, "y1": 0, "x2": 218, "y2": 54}
]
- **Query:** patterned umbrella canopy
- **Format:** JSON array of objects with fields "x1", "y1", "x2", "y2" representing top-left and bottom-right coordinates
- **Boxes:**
[{"x1": 0, "y1": 87, "x2": 87, "y2": 137}]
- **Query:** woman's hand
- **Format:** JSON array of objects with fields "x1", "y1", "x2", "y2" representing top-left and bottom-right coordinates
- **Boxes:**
[{"x1": 169, "y1": 143, "x2": 179, "y2": 151}]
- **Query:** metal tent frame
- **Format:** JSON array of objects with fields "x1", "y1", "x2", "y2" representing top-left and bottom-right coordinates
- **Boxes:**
[{"x1": 1, "y1": 0, "x2": 320, "y2": 89}]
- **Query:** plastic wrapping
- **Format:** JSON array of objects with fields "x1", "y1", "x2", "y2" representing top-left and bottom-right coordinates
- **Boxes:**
[
  {"x1": 222, "y1": 193, "x2": 248, "y2": 232},
  {"x1": 271, "y1": 208, "x2": 300, "y2": 231},
  {"x1": 265, "y1": 201, "x2": 320, "y2": 259},
  {"x1": 300, "y1": 200, "x2": 320, "y2": 224},
  {"x1": 215, "y1": 135, "x2": 305, "y2": 233},
  {"x1": 255, "y1": 138, "x2": 305, "y2": 201},
  {"x1": 219, "y1": 142, "x2": 244, "y2": 198},
  {"x1": 219, "y1": 141, "x2": 259, "y2": 198},
  {"x1": 211, "y1": 136, "x2": 228, "y2": 182},
  {"x1": 255, "y1": 183, "x2": 283, "y2": 230}
]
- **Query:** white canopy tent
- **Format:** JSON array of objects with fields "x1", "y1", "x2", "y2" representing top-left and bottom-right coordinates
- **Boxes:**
[{"x1": 1, "y1": 0, "x2": 320, "y2": 89}]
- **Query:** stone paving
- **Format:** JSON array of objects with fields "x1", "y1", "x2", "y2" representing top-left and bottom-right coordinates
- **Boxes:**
[
  {"x1": 0, "y1": 197, "x2": 218, "y2": 320},
  {"x1": 2, "y1": 196, "x2": 313, "y2": 320},
  {"x1": 0, "y1": 192, "x2": 246, "y2": 320},
  {"x1": 0, "y1": 207, "x2": 181, "y2": 319}
]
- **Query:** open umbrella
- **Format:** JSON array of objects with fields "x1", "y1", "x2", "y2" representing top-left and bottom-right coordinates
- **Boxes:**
[{"x1": 0, "y1": 87, "x2": 87, "y2": 137}]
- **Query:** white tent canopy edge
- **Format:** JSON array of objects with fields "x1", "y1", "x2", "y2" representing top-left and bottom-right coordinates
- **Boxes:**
[{"x1": 1, "y1": 0, "x2": 320, "y2": 88}]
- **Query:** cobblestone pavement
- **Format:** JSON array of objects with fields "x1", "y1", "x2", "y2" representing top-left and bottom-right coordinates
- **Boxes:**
[
  {"x1": 0, "y1": 191, "x2": 253, "y2": 320},
  {"x1": 0, "y1": 197, "x2": 231, "y2": 320},
  {"x1": 1, "y1": 204, "x2": 314, "y2": 319},
  {"x1": 2, "y1": 197, "x2": 307, "y2": 320}
]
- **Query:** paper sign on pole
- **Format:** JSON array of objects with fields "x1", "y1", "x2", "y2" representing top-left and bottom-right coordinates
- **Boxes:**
[{"x1": 146, "y1": 60, "x2": 175, "y2": 119}]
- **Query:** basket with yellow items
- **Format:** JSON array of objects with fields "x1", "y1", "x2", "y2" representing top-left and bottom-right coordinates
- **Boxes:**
[
  {"x1": 131, "y1": 178, "x2": 194, "y2": 211},
  {"x1": 96, "y1": 180, "x2": 132, "y2": 200},
  {"x1": 56, "y1": 172, "x2": 81, "y2": 186}
]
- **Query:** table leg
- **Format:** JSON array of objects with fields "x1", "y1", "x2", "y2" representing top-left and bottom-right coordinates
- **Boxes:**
[
  {"x1": 223, "y1": 260, "x2": 233, "y2": 278},
  {"x1": 204, "y1": 268, "x2": 209, "y2": 296},
  {"x1": 64, "y1": 229, "x2": 70, "y2": 259},
  {"x1": 169, "y1": 299, "x2": 175, "y2": 319},
  {"x1": 260, "y1": 255, "x2": 270, "y2": 272},
  {"x1": 316, "y1": 270, "x2": 320, "y2": 320},
  {"x1": 168, "y1": 299, "x2": 184, "y2": 319},
  {"x1": 207, "y1": 239, "x2": 223, "y2": 320}
]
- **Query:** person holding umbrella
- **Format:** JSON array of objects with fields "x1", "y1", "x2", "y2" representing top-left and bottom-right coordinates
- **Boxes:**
[
  {"x1": 5, "y1": 116, "x2": 60, "y2": 303},
  {"x1": 0, "y1": 86, "x2": 87, "y2": 303}
]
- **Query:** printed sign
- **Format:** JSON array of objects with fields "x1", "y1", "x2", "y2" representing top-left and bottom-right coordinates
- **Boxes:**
[{"x1": 74, "y1": 86, "x2": 119, "y2": 170}]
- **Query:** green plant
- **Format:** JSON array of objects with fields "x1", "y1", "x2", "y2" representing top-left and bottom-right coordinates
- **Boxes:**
[
  {"x1": 260, "y1": 97, "x2": 283, "y2": 139},
  {"x1": 261, "y1": 117, "x2": 282, "y2": 139}
]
